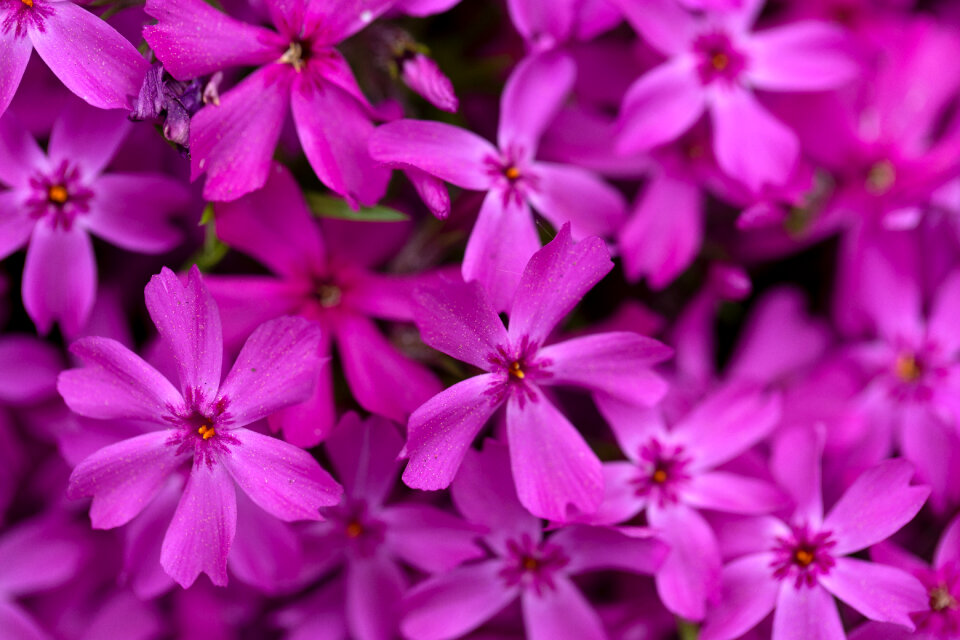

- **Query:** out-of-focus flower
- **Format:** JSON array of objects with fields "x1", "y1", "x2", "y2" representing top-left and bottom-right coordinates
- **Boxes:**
[
  {"x1": 0, "y1": 103, "x2": 188, "y2": 336},
  {"x1": 144, "y1": 0, "x2": 392, "y2": 204},
  {"x1": 58, "y1": 266, "x2": 342, "y2": 587},
  {"x1": 403, "y1": 224, "x2": 672, "y2": 520}
]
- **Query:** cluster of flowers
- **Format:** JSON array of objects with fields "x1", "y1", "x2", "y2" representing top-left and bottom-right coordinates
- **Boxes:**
[{"x1": 1, "y1": 0, "x2": 960, "y2": 638}]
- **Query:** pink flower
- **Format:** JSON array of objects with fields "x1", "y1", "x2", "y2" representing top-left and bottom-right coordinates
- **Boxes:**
[{"x1": 59, "y1": 266, "x2": 342, "y2": 588}]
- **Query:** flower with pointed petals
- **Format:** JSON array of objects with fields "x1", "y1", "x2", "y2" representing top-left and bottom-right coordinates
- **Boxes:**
[
  {"x1": 612, "y1": 0, "x2": 858, "y2": 191},
  {"x1": 403, "y1": 224, "x2": 672, "y2": 520},
  {"x1": 0, "y1": 0, "x2": 148, "y2": 118},
  {"x1": 203, "y1": 162, "x2": 443, "y2": 447},
  {"x1": 59, "y1": 265, "x2": 343, "y2": 588},
  {"x1": 700, "y1": 429, "x2": 929, "y2": 640},
  {"x1": 401, "y1": 441, "x2": 668, "y2": 640},
  {"x1": 0, "y1": 104, "x2": 188, "y2": 337},
  {"x1": 370, "y1": 51, "x2": 626, "y2": 310},
  {"x1": 144, "y1": 0, "x2": 392, "y2": 204}
]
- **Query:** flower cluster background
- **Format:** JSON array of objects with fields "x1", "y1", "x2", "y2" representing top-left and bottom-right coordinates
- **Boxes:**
[{"x1": 1, "y1": 0, "x2": 960, "y2": 639}]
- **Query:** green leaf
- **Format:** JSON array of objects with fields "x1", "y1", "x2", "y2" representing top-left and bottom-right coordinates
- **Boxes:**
[
  {"x1": 677, "y1": 619, "x2": 699, "y2": 640},
  {"x1": 199, "y1": 203, "x2": 215, "y2": 226},
  {"x1": 306, "y1": 192, "x2": 409, "y2": 222},
  {"x1": 183, "y1": 205, "x2": 229, "y2": 271}
]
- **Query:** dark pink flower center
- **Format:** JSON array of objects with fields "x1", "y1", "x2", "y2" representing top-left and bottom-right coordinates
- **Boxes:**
[
  {"x1": 914, "y1": 562, "x2": 960, "y2": 634},
  {"x1": 500, "y1": 534, "x2": 569, "y2": 595},
  {"x1": 319, "y1": 499, "x2": 386, "y2": 557},
  {"x1": 693, "y1": 31, "x2": 748, "y2": 85},
  {"x1": 885, "y1": 341, "x2": 950, "y2": 403},
  {"x1": 2, "y1": 0, "x2": 52, "y2": 38},
  {"x1": 485, "y1": 335, "x2": 552, "y2": 406},
  {"x1": 26, "y1": 161, "x2": 94, "y2": 231},
  {"x1": 631, "y1": 439, "x2": 692, "y2": 506},
  {"x1": 485, "y1": 145, "x2": 539, "y2": 209},
  {"x1": 165, "y1": 391, "x2": 237, "y2": 469},
  {"x1": 770, "y1": 524, "x2": 837, "y2": 588}
]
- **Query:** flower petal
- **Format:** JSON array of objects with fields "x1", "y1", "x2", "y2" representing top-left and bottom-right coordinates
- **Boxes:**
[
  {"x1": 222, "y1": 427, "x2": 341, "y2": 521},
  {"x1": 0, "y1": 335, "x2": 62, "y2": 405},
  {"x1": 160, "y1": 463, "x2": 237, "y2": 588},
  {"x1": 0, "y1": 601, "x2": 48, "y2": 640},
  {"x1": 506, "y1": 0, "x2": 576, "y2": 44},
  {"x1": 218, "y1": 316, "x2": 325, "y2": 428},
  {"x1": 617, "y1": 59, "x2": 705, "y2": 154},
  {"x1": 506, "y1": 387, "x2": 603, "y2": 521},
  {"x1": 268, "y1": 333, "x2": 336, "y2": 448},
  {"x1": 381, "y1": 503, "x2": 485, "y2": 573},
  {"x1": 145, "y1": 265, "x2": 223, "y2": 401},
  {"x1": 369, "y1": 119, "x2": 496, "y2": 190},
  {"x1": 29, "y1": 1, "x2": 149, "y2": 109},
  {"x1": 611, "y1": 0, "x2": 697, "y2": 55},
  {"x1": 527, "y1": 161, "x2": 627, "y2": 238},
  {"x1": 823, "y1": 459, "x2": 929, "y2": 556},
  {"x1": 772, "y1": 583, "x2": 845, "y2": 640},
  {"x1": 0, "y1": 518, "x2": 84, "y2": 596},
  {"x1": 67, "y1": 431, "x2": 185, "y2": 529},
  {"x1": 744, "y1": 22, "x2": 858, "y2": 92},
  {"x1": 325, "y1": 412, "x2": 402, "y2": 505},
  {"x1": 0, "y1": 34, "x2": 32, "y2": 119},
  {"x1": 521, "y1": 576, "x2": 605, "y2": 640},
  {"x1": 402, "y1": 374, "x2": 501, "y2": 490},
  {"x1": 498, "y1": 51, "x2": 575, "y2": 158},
  {"x1": 22, "y1": 222, "x2": 96, "y2": 337},
  {"x1": 346, "y1": 557, "x2": 406, "y2": 640},
  {"x1": 551, "y1": 525, "x2": 668, "y2": 576},
  {"x1": 819, "y1": 558, "x2": 926, "y2": 628},
  {"x1": 683, "y1": 471, "x2": 788, "y2": 515},
  {"x1": 0, "y1": 192, "x2": 33, "y2": 261},
  {"x1": 85, "y1": 174, "x2": 186, "y2": 253},
  {"x1": 508, "y1": 223, "x2": 613, "y2": 346},
  {"x1": 0, "y1": 115, "x2": 47, "y2": 188},
  {"x1": 699, "y1": 553, "x2": 779, "y2": 640},
  {"x1": 203, "y1": 275, "x2": 306, "y2": 348},
  {"x1": 47, "y1": 105, "x2": 130, "y2": 178},
  {"x1": 305, "y1": 0, "x2": 395, "y2": 46},
  {"x1": 928, "y1": 269, "x2": 960, "y2": 353},
  {"x1": 537, "y1": 332, "x2": 672, "y2": 406},
  {"x1": 229, "y1": 491, "x2": 302, "y2": 593}
]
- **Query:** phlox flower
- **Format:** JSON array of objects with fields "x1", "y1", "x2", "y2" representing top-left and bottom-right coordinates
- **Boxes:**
[
  {"x1": 59, "y1": 266, "x2": 343, "y2": 587},
  {"x1": 403, "y1": 224, "x2": 672, "y2": 520}
]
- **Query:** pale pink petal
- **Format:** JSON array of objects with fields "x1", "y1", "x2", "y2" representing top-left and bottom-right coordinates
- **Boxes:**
[
  {"x1": 325, "y1": 412, "x2": 402, "y2": 504},
  {"x1": 222, "y1": 427, "x2": 341, "y2": 521},
  {"x1": 551, "y1": 525, "x2": 668, "y2": 576},
  {"x1": 527, "y1": 161, "x2": 627, "y2": 237},
  {"x1": 402, "y1": 374, "x2": 501, "y2": 490},
  {"x1": 85, "y1": 174, "x2": 186, "y2": 253},
  {"x1": 190, "y1": 65, "x2": 293, "y2": 202},
  {"x1": 463, "y1": 193, "x2": 540, "y2": 312},
  {"x1": 67, "y1": 431, "x2": 185, "y2": 529},
  {"x1": 381, "y1": 503, "x2": 485, "y2": 573},
  {"x1": 160, "y1": 463, "x2": 237, "y2": 588},
  {"x1": 620, "y1": 172, "x2": 703, "y2": 288},
  {"x1": 145, "y1": 266, "x2": 222, "y2": 401},
  {"x1": 699, "y1": 553, "x2": 779, "y2": 640},
  {"x1": 22, "y1": 222, "x2": 95, "y2": 337},
  {"x1": 772, "y1": 583, "x2": 845, "y2": 640},
  {"x1": 684, "y1": 471, "x2": 788, "y2": 515},
  {"x1": 336, "y1": 314, "x2": 442, "y2": 425},
  {"x1": 819, "y1": 558, "x2": 926, "y2": 628},
  {"x1": 218, "y1": 316, "x2": 324, "y2": 427},
  {"x1": 401, "y1": 560, "x2": 519, "y2": 640},
  {"x1": 412, "y1": 277, "x2": 507, "y2": 371},
  {"x1": 144, "y1": 0, "x2": 283, "y2": 79},
  {"x1": 369, "y1": 119, "x2": 496, "y2": 190},
  {"x1": 47, "y1": 105, "x2": 130, "y2": 178},
  {"x1": 617, "y1": 59, "x2": 705, "y2": 154},
  {"x1": 537, "y1": 332, "x2": 671, "y2": 406},
  {"x1": 508, "y1": 224, "x2": 612, "y2": 345},
  {"x1": 346, "y1": 557, "x2": 406, "y2": 640},
  {"x1": 611, "y1": 0, "x2": 697, "y2": 55},
  {"x1": 506, "y1": 387, "x2": 603, "y2": 521},
  {"x1": 0, "y1": 35, "x2": 32, "y2": 119},
  {"x1": 710, "y1": 87, "x2": 800, "y2": 192},
  {"x1": 29, "y1": 1, "x2": 149, "y2": 109},
  {"x1": 498, "y1": 51, "x2": 575, "y2": 157},
  {"x1": 745, "y1": 22, "x2": 858, "y2": 92},
  {"x1": 58, "y1": 336, "x2": 182, "y2": 423},
  {"x1": 648, "y1": 504, "x2": 722, "y2": 621},
  {"x1": 522, "y1": 576, "x2": 605, "y2": 640},
  {"x1": 823, "y1": 459, "x2": 929, "y2": 556},
  {"x1": 291, "y1": 70, "x2": 389, "y2": 207}
]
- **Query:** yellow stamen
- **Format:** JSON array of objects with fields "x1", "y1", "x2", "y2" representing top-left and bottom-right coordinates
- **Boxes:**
[
  {"x1": 866, "y1": 160, "x2": 896, "y2": 195},
  {"x1": 47, "y1": 184, "x2": 68, "y2": 204},
  {"x1": 711, "y1": 52, "x2": 729, "y2": 71},
  {"x1": 280, "y1": 42, "x2": 305, "y2": 72},
  {"x1": 504, "y1": 166, "x2": 521, "y2": 181},
  {"x1": 652, "y1": 468, "x2": 668, "y2": 484},
  {"x1": 793, "y1": 548, "x2": 814, "y2": 567},
  {"x1": 522, "y1": 556, "x2": 539, "y2": 571},
  {"x1": 197, "y1": 425, "x2": 215, "y2": 440},
  {"x1": 509, "y1": 361, "x2": 525, "y2": 379},
  {"x1": 930, "y1": 585, "x2": 958, "y2": 611},
  {"x1": 345, "y1": 521, "x2": 363, "y2": 538},
  {"x1": 894, "y1": 353, "x2": 921, "y2": 383}
]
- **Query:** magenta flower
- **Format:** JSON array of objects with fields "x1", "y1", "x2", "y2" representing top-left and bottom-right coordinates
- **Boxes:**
[
  {"x1": 370, "y1": 52, "x2": 626, "y2": 310},
  {"x1": 613, "y1": 0, "x2": 858, "y2": 191},
  {"x1": 292, "y1": 413, "x2": 485, "y2": 640},
  {"x1": 505, "y1": 0, "x2": 622, "y2": 52},
  {"x1": 59, "y1": 266, "x2": 343, "y2": 588},
  {"x1": 587, "y1": 384, "x2": 785, "y2": 621},
  {"x1": 700, "y1": 431, "x2": 929, "y2": 640},
  {"x1": 401, "y1": 440, "x2": 668, "y2": 640},
  {"x1": 203, "y1": 163, "x2": 442, "y2": 447},
  {"x1": 0, "y1": 0, "x2": 148, "y2": 117},
  {"x1": 144, "y1": 0, "x2": 392, "y2": 203},
  {"x1": 0, "y1": 104, "x2": 188, "y2": 336},
  {"x1": 403, "y1": 224, "x2": 672, "y2": 520}
]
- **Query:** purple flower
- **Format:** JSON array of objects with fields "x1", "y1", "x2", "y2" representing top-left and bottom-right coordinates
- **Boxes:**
[
  {"x1": 403, "y1": 224, "x2": 672, "y2": 520},
  {"x1": 370, "y1": 51, "x2": 626, "y2": 310},
  {"x1": 613, "y1": 0, "x2": 858, "y2": 191},
  {"x1": 586, "y1": 384, "x2": 785, "y2": 621},
  {"x1": 700, "y1": 430, "x2": 929, "y2": 640},
  {"x1": 505, "y1": 0, "x2": 622, "y2": 53},
  {"x1": 0, "y1": 0, "x2": 148, "y2": 117},
  {"x1": 203, "y1": 163, "x2": 442, "y2": 447},
  {"x1": 143, "y1": 0, "x2": 393, "y2": 204},
  {"x1": 58, "y1": 265, "x2": 343, "y2": 588},
  {"x1": 0, "y1": 103, "x2": 189, "y2": 336},
  {"x1": 401, "y1": 440, "x2": 668, "y2": 640}
]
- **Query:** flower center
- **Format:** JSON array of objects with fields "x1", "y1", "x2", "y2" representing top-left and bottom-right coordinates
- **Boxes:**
[
  {"x1": 771, "y1": 524, "x2": 837, "y2": 589},
  {"x1": 319, "y1": 499, "x2": 386, "y2": 556},
  {"x1": 652, "y1": 466, "x2": 669, "y2": 484},
  {"x1": 504, "y1": 165, "x2": 521, "y2": 181},
  {"x1": 793, "y1": 547, "x2": 815, "y2": 567},
  {"x1": 509, "y1": 361, "x2": 525, "y2": 379},
  {"x1": 197, "y1": 424, "x2": 216, "y2": 440},
  {"x1": 345, "y1": 521, "x2": 364, "y2": 539},
  {"x1": 866, "y1": 160, "x2": 896, "y2": 195},
  {"x1": 280, "y1": 41, "x2": 306, "y2": 71},
  {"x1": 930, "y1": 585, "x2": 959, "y2": 612},
  {"x1": 47, "y1": 184, "x2": 68, "y2": 205},
  {"x1": 710, "y1": 51, "x2": 729, "y2": 71},
  {"x1": 894, "y1": 353, "x2": 922, "y2": 383},
  {"x1": 693, "y1": 31, "x2": 747, "y2": 84},
  {"x1": 26, "y1": 162, "x2": 93, "y2": 230},
  {"x1": 631, "y1": 439, "x2": 692, "y2": 506},
  {"x1": 20, "y1": 0, "x2": 32, "y2": 7},
  {"x1": 315, "y1": 283, "x2": 342, "y2": 308},
  {"x1": 500, "y1": 535, "x2": 570, "y2": 595}
]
